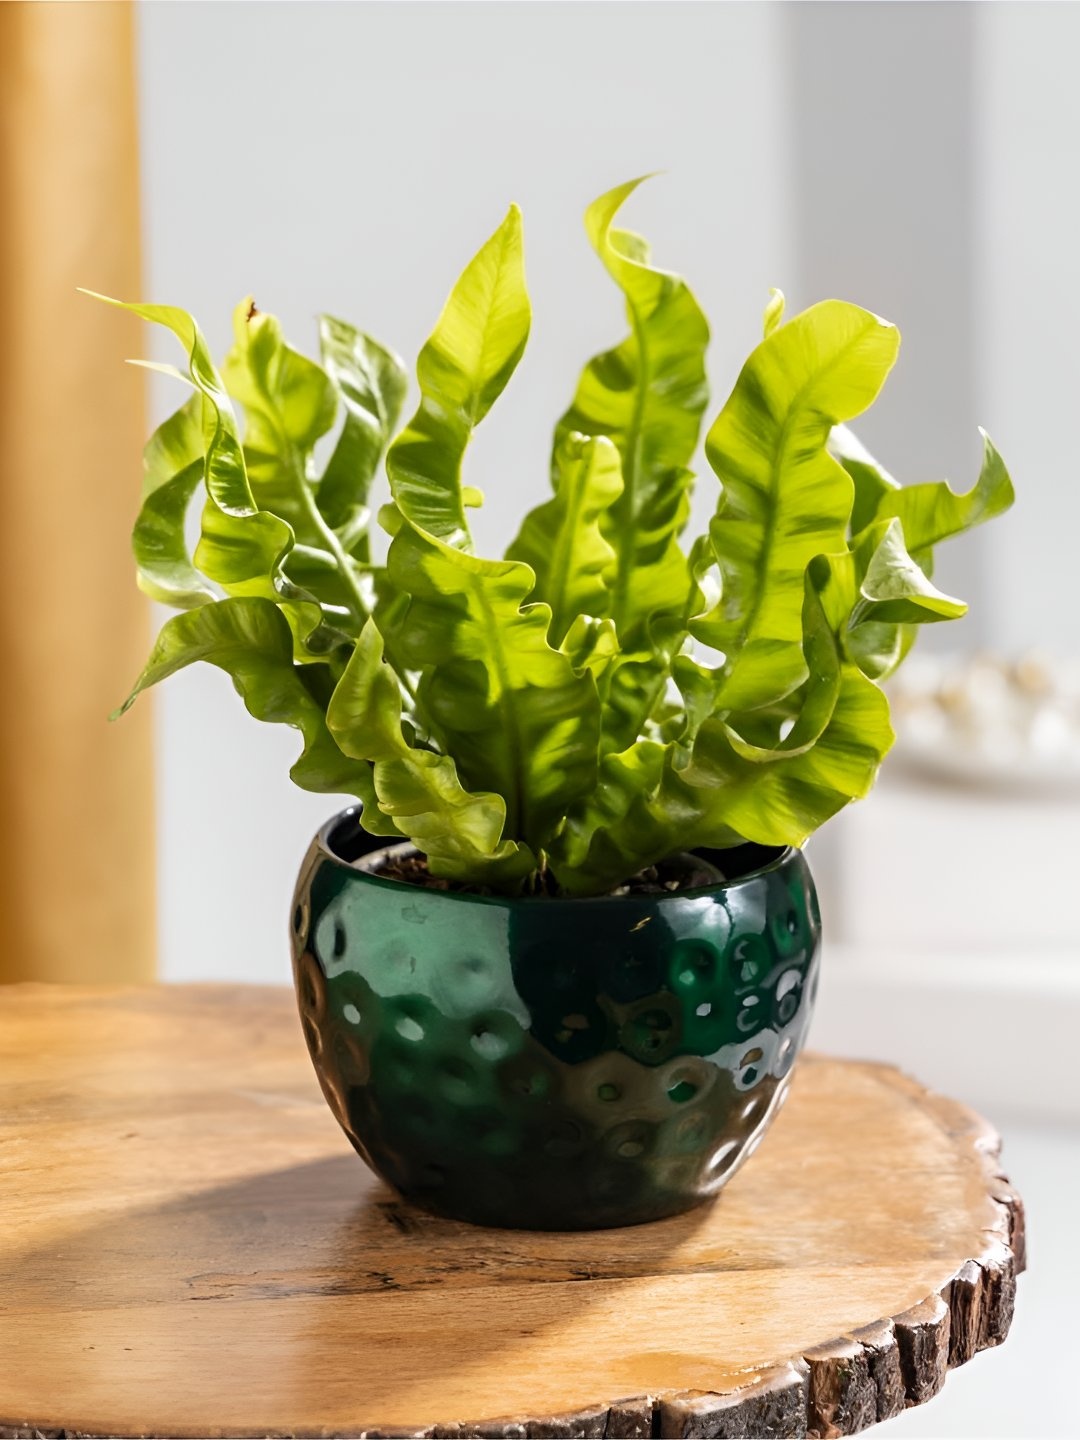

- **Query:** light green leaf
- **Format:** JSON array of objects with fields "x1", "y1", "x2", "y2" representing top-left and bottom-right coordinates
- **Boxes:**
[
  {"x1": 827, "y1": 426, "x2": 922, "y2": 675},
  {"x1": 830, "y1": 428, "x2": 1012, "y2": 678},
  {"x1": 560, "y1": 614, "x2": 619, "y2": 681},
  {"x1": 317, "y1": 316, "x2": 407, "y2": 560},
  {"x1": 192, "y1": 495, "x2": 294, "y2": 600},
  {"x1": 867, "y1": 428, "x2": 1014, "y2": 550},
  {"x1": 838, "y1": 519, "x2": 964, "y2": 681},
  {"x1": 601, "y1": 615, "x2": 686, "y2": 754},
  {"x1": 719, "y1": 573, "x2": 843, "y2": 764},
  {"x1": 134, "y1": 397, "x2": 215, "y2": 609},
  {"x1": 386, "y1": 522, "x2": 600, "y2": 850},
  {"x1": 557, "y1": 176, "x2": 709, "y2": 647},
  {"x1": 220, "y1": 300, "x2": 375, "y2": 635},
  {"x1": 549, "y1": 741, "x2": 688, "y2": 895},
  {"x1": 851, "y1": 518, "x2": 966, "y2": 628},
  {"x1": 672, "y1": 534, "x2": 846, "y2": 772},
  {"x1": 222, "y1": 300, "x2": 337, "y2": 535},
  {"x1": 327, "y1": 620, "x2": 533, "y2": 883},
  {"x1": 687, "y1": 664, "x2": 894, "y2": 850},
  {"x1": 115, "y1": 597, "x2": 383, "y2": 805},
  {"x1": 699, "y1": 299, "x2": 900, "y2": 712},
  {"x1": 682, "y1": 544, "x2": 896, "y2": 844},
  {"x1": 552, "y1": 546, "x2": 898, "y2": 894},
  {"x1": 84, "y1": 291, "x2": 297, "y2": 600},
  {"x1": 763, "y1": 287, "x2": 785, "y2": 338},
  {"x1": 506, "y1": 431, "x2": 622, "y2": 645},
  {"x1": 828, "y1": 422, "x2": 900, "y2": 536},
  {"x1": 553, "y1": 682, "x2": 893, "y2": 900},
  {"x1": 82, "y1": 291, "x2": 260, "y2": 518},
  {"x1": 95, "y1": 191, "x2": 1015, "y2": 900},
  {"x1": 386, "y1": 206, "x2": 530, "y2": 547}
]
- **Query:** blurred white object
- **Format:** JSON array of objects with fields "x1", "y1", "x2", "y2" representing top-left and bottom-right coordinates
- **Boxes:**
[{"x1": 888, "y1": 651, "x2": 1080, "y2": 794}]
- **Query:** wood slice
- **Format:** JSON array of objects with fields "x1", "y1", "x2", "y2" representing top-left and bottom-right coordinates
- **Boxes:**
[{"x1": 0, "y1": 985, "x2": 1024, "y2": 1439}]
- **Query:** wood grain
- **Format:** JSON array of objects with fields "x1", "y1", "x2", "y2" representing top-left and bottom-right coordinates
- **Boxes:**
[{"x1": 0, "y1": 985, "x2": 1023, "y2": 1438}]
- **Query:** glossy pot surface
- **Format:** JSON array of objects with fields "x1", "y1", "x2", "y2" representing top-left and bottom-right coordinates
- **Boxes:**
[{"x1": 291, "y1": 809, "x2": 821, "y2": 1230}]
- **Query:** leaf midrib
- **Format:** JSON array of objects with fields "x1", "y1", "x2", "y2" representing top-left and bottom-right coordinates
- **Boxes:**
[
  {"x1": 245, "y1": 355, "x2": 372, "y2": 630},
  {"x1": 471, "y1": 576, "x2": 528, "y2": 843},
  {"x1": 718, "y1": 319, "x2": 878, "y2": 684},
  {"x1": 545, "y1": 451, "x2": 595, "y2": 643},
  {"x1": 609, "y1": 314, "x2": 651, "y2": 639}
]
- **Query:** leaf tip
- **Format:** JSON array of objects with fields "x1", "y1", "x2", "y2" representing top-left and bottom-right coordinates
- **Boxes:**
[
  {"x1": 874, "y1": 311, "x2": 902, "y2": 352},
  {"x1": 78, "y1": 286, "x2": 120, "y2": 307},
  {"x1": 976, "y1": 427, "x2": 1016, "y2": 508},
  {"x1": 977, "y1": 425, "x2": 1005, "y2": 466},
  {"x1": 500, "y1": 203, "x2": 525, "y2": 241},
  {"x1": 763, "y1": 288, "x2": 786, "y2": 338}
]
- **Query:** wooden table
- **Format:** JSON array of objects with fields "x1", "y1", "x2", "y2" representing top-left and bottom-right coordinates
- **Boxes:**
[{"x1": 0, "y1": 985, "x2": 1024, "y2": 1439}]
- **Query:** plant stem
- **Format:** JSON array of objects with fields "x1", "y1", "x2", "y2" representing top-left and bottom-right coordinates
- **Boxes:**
[{"x1": 291, "y1": 454, "x2": 372, "y2": 629}]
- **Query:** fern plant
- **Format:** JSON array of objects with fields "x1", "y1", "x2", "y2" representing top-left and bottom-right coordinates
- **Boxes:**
[{"x1": 92, "y1": 178, "x2": 1014, "y2": 896}]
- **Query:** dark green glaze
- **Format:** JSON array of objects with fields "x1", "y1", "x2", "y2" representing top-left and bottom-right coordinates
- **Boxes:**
[{"x1": 291, "y1": 809, "x2": 821, "y2": 1231}]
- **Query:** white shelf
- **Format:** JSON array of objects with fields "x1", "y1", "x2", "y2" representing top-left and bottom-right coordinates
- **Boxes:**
[{"x1": 811, "y1": 940, "x2": 1080, "y2": 1122}]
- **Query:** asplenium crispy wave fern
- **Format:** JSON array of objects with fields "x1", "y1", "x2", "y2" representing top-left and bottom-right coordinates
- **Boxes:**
[{"x1": 91, "y1": 177, "x2": 1014, "y2": 896}]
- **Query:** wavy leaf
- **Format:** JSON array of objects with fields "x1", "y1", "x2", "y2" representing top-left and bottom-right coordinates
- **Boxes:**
[
  {"x1": 827, "y1": 426, "x2": 920, "y2": 676},
  {"x1": 220, "y1": 301, "x2": 381, "y2": 644},
  {"x1": 134, "y1": 397, "x2": 215, "y2": 608},
  {"x1": 680, "y1": 550, "x2": 895, "y2": 845},
  {"x1": 601, "y1": 615, "x2": 687, "y2": 754},
  {"x1": 83, "y1": 292, "x2": 259, "y2": 516},
  {"x1": 763, "y1": 287, "x2": 785, "y2": 339},
  {"x1": 386, "y1": 206, "x2": 529, "y2": 547},
  {"x1": 699, "y1": 300, "x2": 900, "y2": 712},
  {"x1": 851, "y1": 518, "x2": 966, "y2": 627},
  {"x1": 557, "y1": 177, "x2": 709, "y2": 647},
  {"x1": 549, "y1": 741, "x2": 687, "y2": 895},
  {"x1": 327, "y1": 620, "x2": 532, "y2": 882},
  {"x1": 96, "y1": 191, "x2": 1015, "y2": 900},
  {"x1": 828, "y1": 423, "x2": 900, "y2": 537},
  {"x1": 84, "y1": 292, "x2": 298, "y2": 601},
  {"x1": 386, "y1": 522, "x2": 600, "y2": 850},
  {"x1": 720, "y1": 582, "x2": 843, "y2": 764},
  {"x1": 115, "y1": 597, "x2": 383, "y2": 805},
  {"x1": 551, "y1": 551, "x2": 897, "y2": 895},
  {"x1": 867, "y1": 428, "x2": 1014, "y2": 550},
  {"x1": 222, "y1": 301, "x2": 337, "y2": 533},
  {"x1": 506, "y1": 431, "x2": 622, "y2": 645},
  {"x1": 687, "y1": 667, "x2": 894, "y2": 850},
  {"x1": 828, "y1": 429, "x2": 1010, "y2": 678},
  {"x1": 559, "y1": 614, "x2": 619, "y2": 681},
  {"x1": 191, "y1": 493, "x2": 294, "y2": 600},
  {"x1": 316, "y1": 316, "x2": 407, "y2": 559}
]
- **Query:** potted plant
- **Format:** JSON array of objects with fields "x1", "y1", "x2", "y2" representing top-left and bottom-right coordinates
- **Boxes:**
[{"x1": 93, "y1": 178, "x2": 1013, "y2": 1230}]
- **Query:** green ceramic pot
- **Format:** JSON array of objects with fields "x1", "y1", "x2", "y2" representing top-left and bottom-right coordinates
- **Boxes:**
[{"x1": 291, "y1": 808, "x2": 821, "y2": 1231}]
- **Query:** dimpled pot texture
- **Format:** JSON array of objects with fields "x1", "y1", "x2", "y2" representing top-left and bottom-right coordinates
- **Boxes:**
[{"x1": 291, "y1": 809, "x2": 822, "y2": 1231}]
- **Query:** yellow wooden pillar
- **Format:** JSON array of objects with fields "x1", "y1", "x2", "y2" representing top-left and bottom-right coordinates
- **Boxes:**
[{"x1": 0, "y1": 2, "x2": 155, "y2": 981}]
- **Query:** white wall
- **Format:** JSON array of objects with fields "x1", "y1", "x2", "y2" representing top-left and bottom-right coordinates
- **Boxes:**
[
  {"x1": 976, "y1": 1, "x2": 1080, "y2": 655},
  {"x1": 137, "y1": 0, "x2": 792, "y2": 981}
]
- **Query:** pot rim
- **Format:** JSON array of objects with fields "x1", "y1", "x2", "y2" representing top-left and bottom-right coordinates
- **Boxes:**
[{"x1": 312, "y1": 806, "x2": 799, "y2": 910}]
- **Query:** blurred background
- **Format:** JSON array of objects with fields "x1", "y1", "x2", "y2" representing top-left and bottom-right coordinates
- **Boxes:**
[{"x1": 1, "y1": 3, "x2": 1076, "y2": 1436}]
